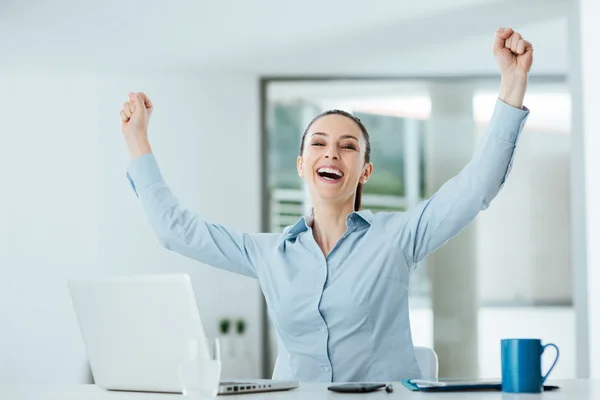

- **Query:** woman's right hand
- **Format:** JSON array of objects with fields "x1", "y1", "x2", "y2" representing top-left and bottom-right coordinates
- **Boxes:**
[{"x1": 120, "y1": 92, "x2": 153, "y2": 159}]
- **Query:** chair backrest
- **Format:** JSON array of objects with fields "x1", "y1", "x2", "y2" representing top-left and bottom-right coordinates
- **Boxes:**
[{"x1": 414, "y1": 346, "x2": 439, "y2": 379}]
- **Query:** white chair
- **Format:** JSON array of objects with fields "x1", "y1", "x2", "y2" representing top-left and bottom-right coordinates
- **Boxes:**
[{"x1": 414, "y1": 346, "x2": 439, "y2": 379}]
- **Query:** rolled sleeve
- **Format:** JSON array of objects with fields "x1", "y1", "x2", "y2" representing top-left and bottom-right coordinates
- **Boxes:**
[{"x1": 126, "y1": 153, "x2": 164, "y2": 197}]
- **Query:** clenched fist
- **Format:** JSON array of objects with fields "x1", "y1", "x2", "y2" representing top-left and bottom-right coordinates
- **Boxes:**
[
  {"x1": 494, "y1": 28, "x2": 532, "y2": 109},
  {"x1": 120, "y1": 92, "x2": 153, "y2": 159},
  {"x1": 494, "y1": 27, "x2": 533, "y2": 78}
]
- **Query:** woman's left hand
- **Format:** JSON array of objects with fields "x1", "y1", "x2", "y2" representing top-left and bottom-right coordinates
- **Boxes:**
[
  {"x1": 494, "y1": 27, "x2": 533, "y2": 109},
  {"x1": 494, "y1": 27, "x2": 533, "y2": 78}
]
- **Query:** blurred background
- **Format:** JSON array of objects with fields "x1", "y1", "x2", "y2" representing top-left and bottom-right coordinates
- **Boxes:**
[{"x1": 1, "y1": 0, "x2": 598, "y2": 385}]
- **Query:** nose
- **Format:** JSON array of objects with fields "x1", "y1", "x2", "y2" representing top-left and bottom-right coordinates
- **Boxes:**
[{"x1": 324, "y1": 145, "x2": 339, "y2": 160}]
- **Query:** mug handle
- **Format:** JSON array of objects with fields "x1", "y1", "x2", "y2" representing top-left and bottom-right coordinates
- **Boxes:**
[{"x1": 541, "y1": 343, "x2": 560, "y2": 383}]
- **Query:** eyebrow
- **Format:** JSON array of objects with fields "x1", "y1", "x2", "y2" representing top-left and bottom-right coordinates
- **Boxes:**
[{"x1": 310, "y1": 132, "x2": 359, "y2": 141}]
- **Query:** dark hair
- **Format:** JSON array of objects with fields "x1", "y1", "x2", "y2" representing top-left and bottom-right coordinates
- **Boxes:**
[{"x1": 299, "y1": 109, "x2": 371, "y2": 211}]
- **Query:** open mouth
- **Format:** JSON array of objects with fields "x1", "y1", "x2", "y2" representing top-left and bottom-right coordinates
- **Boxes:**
[{"x1": 317, "y1": 167, "x2": 344, "y2": 182}]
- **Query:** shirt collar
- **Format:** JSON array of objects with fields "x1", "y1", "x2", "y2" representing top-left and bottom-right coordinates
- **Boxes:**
[
  {"x1": 276, "y1": 210, "x2": 374, "y2": 250},
  {"x1": 352, "y1": 209, "x2": 374, "y2": 226}
]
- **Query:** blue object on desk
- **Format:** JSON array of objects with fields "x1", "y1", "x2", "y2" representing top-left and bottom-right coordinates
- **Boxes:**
[
  {"x1": 401, "y1": 379, "x2": 499, "y2": 392},
  {"x1": 401, "y1": 378, "x2": 560, "y2": 392},
  {"x1": 501, "y1": 338, "x2": 560, "y2": 393}
]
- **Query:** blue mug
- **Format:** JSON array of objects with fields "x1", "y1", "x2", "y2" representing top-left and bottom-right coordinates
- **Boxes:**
[{"x1": 501, "y1": 338, "x2": 559, "y2": 393}]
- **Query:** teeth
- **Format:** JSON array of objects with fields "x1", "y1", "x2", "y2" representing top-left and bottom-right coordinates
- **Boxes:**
[{"x1": 317, "y1": 167, "x2": 343, "y2": 177}]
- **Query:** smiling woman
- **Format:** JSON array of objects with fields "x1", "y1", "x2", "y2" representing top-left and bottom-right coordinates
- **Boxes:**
[
  {"x1": 298, "y1": 109, "x2": 372, "y2": 213},
  {"x1": 121, "y1": 27, "x2": 533, "y2": 383}
]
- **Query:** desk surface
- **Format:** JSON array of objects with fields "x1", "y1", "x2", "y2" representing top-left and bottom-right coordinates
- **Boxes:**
[{"x1": 1, "y1": 380, "x2": 597, "y2": 400}]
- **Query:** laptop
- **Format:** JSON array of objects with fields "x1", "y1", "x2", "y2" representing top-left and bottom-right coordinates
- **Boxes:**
[{"x1": 68, "y1": 273, "x2": 298, "y2": 394}]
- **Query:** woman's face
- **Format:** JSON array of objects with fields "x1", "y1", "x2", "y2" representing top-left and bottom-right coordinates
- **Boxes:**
[{"x1": 297, "y1": 114, "x2": 373, "y2": 207}]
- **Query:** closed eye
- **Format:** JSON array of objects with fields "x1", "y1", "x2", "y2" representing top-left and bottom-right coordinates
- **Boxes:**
[
  {"x1": 342, "y1": 145, "x2": 356, "y2": 150},
  {"x1": 311, "y1": 142, "x2": 325, "y2": 146}
]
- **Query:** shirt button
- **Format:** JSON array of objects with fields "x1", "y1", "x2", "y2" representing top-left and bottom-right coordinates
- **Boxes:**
[
  {"x1": 322, "y1": 366, "x2": 331, "y2": 372},
  {"x1": 320, "y1": 328, "x2": 326, "y2": 333}
]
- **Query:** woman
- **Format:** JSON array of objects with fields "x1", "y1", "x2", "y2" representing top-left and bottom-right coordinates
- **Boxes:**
[{"x1": 120, "y1": 28, "x2": 532, "y2": 382}]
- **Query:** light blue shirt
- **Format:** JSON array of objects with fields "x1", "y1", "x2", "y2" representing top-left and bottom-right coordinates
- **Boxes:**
[{"x1": 126, "y1": 99, "x2": 529, "y2": 382}]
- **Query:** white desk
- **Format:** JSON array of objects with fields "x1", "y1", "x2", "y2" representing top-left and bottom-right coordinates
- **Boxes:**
[{"x1": 0, "y1": 380, "x2": 596, "y2": 400}]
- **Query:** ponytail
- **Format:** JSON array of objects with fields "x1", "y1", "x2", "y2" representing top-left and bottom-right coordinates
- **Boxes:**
[{"x1": 354, "y1": 183, "x2": 363, "y2": 211}]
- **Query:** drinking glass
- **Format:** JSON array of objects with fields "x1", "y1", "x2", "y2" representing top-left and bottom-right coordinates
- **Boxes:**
[{"x1": 178, "y1": 337, "x2": 222, "y2": 399}]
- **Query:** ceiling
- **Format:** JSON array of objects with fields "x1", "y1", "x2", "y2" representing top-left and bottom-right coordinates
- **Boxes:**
[{"x1": 1, "y1": 0, "x2": 569, "y2": 75}]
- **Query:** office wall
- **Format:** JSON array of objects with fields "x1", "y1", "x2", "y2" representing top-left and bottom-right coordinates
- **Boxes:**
[
  {"x1": 477, "y1": 130, "x2": 571, "y2": 304},
  {"x1": 568, "y1": 0, "x2": 600, "y2": 378},
  {"x1": 0, "y1": 69, "x2": 263, "y2": 383},
  {"x1": 578, "y1": 0, "x2": 600, "y2": 379}
]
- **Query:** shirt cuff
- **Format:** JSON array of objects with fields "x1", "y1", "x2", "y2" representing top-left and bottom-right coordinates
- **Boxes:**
[
  {"x1": 488, "y1": 98, "x2": 530, "y2": 143},
  {"x1": 126, "y1": 153, "x2": 164, "y2": 197}
]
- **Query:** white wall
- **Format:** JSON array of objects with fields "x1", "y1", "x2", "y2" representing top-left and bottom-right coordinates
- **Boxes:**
[
  {"x1": 477, "y1": 129, "x2": 571, "y2": 304},
  {"x1": 0, "y1": 69, "x2": 263, "y2": 383},
  {"x1": 578, "y1": 0, "x2": 600, "y2": 379},
  {"x1": 568, "y1": 0, "x2": 600, "y2": 378}
]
